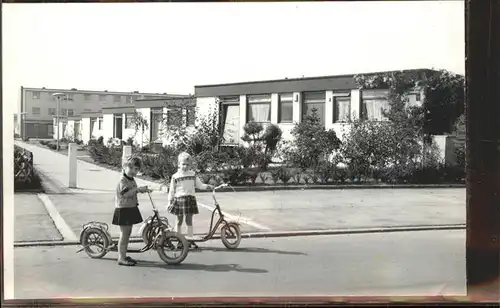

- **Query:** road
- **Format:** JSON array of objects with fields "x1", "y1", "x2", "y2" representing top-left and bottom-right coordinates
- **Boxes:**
[{"x1": 14, "y1": 230, "x2": 465, "y2": 299}]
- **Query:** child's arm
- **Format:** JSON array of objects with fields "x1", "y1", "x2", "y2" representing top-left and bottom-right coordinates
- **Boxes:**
[
  {"x1": 118, "y1": 180, "x2": 139, "y2": 198},
  {"x1": 195, "y1": 176, "x2": 212, "y2": 190},
  {"x1": 167, "y1": 177, "x2": 175, "y2": 205}
]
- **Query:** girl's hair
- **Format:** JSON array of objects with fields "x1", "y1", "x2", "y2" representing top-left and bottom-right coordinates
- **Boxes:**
[
  {"x1": 124, "y1": 156, "x2": 142, "y2": 169},
  {"x1": 178, "y1": 152, "x2": 192, "y2": 164}
]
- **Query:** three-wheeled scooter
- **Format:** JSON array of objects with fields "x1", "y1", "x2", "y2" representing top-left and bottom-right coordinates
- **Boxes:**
[{"x1": 77, "y1": 190, "x2": 190, "y2": 265}]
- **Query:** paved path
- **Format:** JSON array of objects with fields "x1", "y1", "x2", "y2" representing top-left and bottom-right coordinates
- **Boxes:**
[
  {"x1": 13, "y1": 230, "x2": 466, "y2": 299},
  {"x1": 15, "y1": 141, "x2": 164, "y2": 193},
  {"x1": 44, "y1": 189, "x2": 465, "y2": 241},
  {"x1": 14, "y1": 193, "x2": 62, "y2": 242}
]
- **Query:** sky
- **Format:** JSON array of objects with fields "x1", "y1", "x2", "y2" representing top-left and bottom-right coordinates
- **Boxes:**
[{"x1": 3, "y1": 1, "x2": 464, "y2": 112}]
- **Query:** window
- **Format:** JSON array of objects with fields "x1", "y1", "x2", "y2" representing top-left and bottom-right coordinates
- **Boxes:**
[
  {"x1": 302, "y1": 91, "x2": 326, "y2": 126},
  {"x1": 84, "y1": 94, "x2": 92, "y2": 101},
  {"x1": 114, "y1": 95, "x2": 122, "y2": 103},
  {"x1": 247, "y1": 94, "x2": 271, "y2": 123},
  {"x1": 67, "y1": 109, "x2": 74, "y2": 116},
  {"x1": 48, "y1": 108, "x2": 56, "y2": 116},
  {"x1": 32, "y1": 107, "x2": 41, "y2": 115},
  {"x1": 166, "y1": 107, "x2": 183, "y2": 127},
  {"x1": 99, "y1": 94, "x2": 107, "y2": 102},
  {"x1": 361, "y1": 89, "x2": 390, "y2": 121},
  {"x1": 32, "y1": 92, "x2": 41, "y2": 99},
  {"x1": 128, "y1": 96, "x2": 135, "y2": 104},
  {"x1": 333, "y1": 94, "x2": 351, "y2": 123},
  {"x1": 186, "y1": 107, "x2": 196, "y2": 126},
  {"x1": 220, "y1": 97, "x2": 240, "y2": 144},
  {"x1": 278, "y1": 93, "x2": 293, "y2": 123},
  {"x1": 61, "y1": 108, "x2": 67, "y2": 116},
  {"x1": 66, "y1": 93, "x2": 74, "y2": 100},
  {"x1": 125, "y1": 113, "x2": 135, "y2": 129},
  {"x1": 415, "y1": 93, "x2": 421, "y2": 102}
]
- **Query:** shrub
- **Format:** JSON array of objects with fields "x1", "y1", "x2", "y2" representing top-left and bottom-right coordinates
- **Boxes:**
[
  {"x1": 302, "y1": 174, "x2": 311, "y2": 185},
  {"x1": 291, "y1": 170, "x2": 302, "y2": 185},
  {"x1": 140, "y1": 146, "x2": 179, "y2": 180},
  {"x1": 221, "y1": 167, "x2": 247, "y2": 185},
  {"x1": 276, "y1": 167, "x2": 292, "y2": 185},
  {"x1": 125, "y1": 137, "x2": 134, "y2": 146},
  {"x1": 286, "y1": 109, "x2": 341, "y2": 170},
  {"x1": 316, "y1": 161, "x2": 336, "y2": 184},
  {"x1": 258, "y1": 173, "x2": 269, "y2": 185},
  {"x1": 309, "y1": 172, "x2": 320, "y2": 184},
  {"x1": 333, "y1": 167, "x2": 348, "y2": 184},
  {"x1": 247, "y1": 169, "x2": 259, "y2": 185}
]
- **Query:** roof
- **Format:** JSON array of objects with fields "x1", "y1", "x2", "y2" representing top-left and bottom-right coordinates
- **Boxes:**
[
  {"x1": 194, "y1": 68, "x2": 439, "y2": 97},
  {"x1": 21, "y1": 86, "x2": 188, "y2": 96}
]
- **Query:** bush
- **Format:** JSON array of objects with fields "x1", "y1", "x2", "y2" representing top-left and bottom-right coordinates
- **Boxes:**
[
  {"x1": 140, "y1": 146, "x2": 179, "y2": 180},
  {"x1": 284, "y1": 109, "x2": 341, "y2": 170},
  {"x1": 291, "y1": 170, "x2": 302, "y2": 185},
  {"x1": 258, "y1": 173, "x2": 269, "y2": 184},
  {"x1": 221, "y1": 167, "x2": 247, "y2": 185},
  {"x1": 316, "y1": 161, "x2": 337, "y2": 184},
  {"x1": 278, "y1": 167, "x2": 292, "y2": 185}
]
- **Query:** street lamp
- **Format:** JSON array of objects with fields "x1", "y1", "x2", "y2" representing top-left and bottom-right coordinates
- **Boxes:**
[
  {"x1": 20, "y1": 112, "x2": 27, "y2": 140},
  {"x1": 52, "y1": 93, "x2": 66, "y2": 151}
]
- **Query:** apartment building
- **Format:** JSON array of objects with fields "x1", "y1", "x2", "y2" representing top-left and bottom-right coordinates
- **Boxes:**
[{"x1": 17, "y1": 86, "x2": 177, "y2": 139}]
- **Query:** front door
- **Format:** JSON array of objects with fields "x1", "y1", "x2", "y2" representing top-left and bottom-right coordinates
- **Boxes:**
[{"x1": 114, "y1": 115, "x2": 123, "y2": 140}]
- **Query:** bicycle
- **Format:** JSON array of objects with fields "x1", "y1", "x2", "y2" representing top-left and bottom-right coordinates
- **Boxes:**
[
  {"x1": 140, "y1": 183, "x2": 242, "y2": 250},
  {"x1": 76, "y1": 190, "x2": 190, "y2": 265}
]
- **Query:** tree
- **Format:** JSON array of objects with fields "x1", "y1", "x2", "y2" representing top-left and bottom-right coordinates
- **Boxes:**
[
  {"x1": 130, "y1": 111, "x2": 149, "y2": 148},
  {"x1": 286, "y1": 108, "x2": 341, "y2": 170},
  {"x1": 240, "y1": 122, "x2": 283, "y2": 169},
  {"x1": 354, "y1": 69, "x2": 465, "y2": 136}
]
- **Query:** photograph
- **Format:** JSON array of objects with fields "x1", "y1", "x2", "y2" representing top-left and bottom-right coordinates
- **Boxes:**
[{"x1": 3, "y1": 0, "x2": 469, "y2": 303}]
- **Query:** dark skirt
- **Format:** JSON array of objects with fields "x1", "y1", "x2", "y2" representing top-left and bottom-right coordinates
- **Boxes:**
[
  {"x1": 168, "y1": 195, "x2": 199, "y2": 216},
  {"x1": 112, "y1": 207, "x2": 143, "y2": 226}
]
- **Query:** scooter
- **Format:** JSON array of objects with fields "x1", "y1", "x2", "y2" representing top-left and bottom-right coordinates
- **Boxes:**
[
  {"x1": 77, "y1": 190, "x2": 190, "y2": 265},
  {"x1": 140, "y1": 183, "x2": 242, "y2": 250}
]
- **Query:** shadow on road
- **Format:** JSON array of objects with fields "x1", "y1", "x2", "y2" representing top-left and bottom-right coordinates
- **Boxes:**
[
  {"x1": 101, "y1": 257, "x2": 267, "y2": 273},
  {"x1": 192, "y1": 246, "x2": 307, "y2": 256}
]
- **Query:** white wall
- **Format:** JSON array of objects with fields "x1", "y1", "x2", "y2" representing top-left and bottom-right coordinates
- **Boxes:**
[
  {"x1": 102, "y1": 114, "x2": 114, "y2": 142},
  {"x1": 81, "y1": 117, "x2": 91, "y2": 144}
]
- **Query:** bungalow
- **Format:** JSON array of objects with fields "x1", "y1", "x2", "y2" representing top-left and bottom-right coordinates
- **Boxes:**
[
  {"x1": 60, "y1": 96, "x2": 196, "y2": 146},
  {"x1": 194, "y1": 69, "x2": 459, "y2": 164}
]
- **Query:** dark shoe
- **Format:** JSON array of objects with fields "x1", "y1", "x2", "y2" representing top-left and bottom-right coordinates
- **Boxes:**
[
  {"x1": 117, "y1": 259, "x2": 135, "y2": 266},
  {"x1": 125, "y1": 256, "x2": 137, "y2": 264}
]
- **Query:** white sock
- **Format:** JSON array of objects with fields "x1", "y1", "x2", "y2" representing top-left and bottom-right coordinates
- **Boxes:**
[
  {"x1": 187, "y1": 226, "x2": 193, "y2": 237},
  {"x1": 176, "y1": 225, "x2": 182, "y2": 234}
]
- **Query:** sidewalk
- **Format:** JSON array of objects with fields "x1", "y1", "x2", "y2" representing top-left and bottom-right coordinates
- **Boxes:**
[
  {"x1": 15, "y1": 141, "x2": 164, "y2": 193},
  {"x1": 14, "y1": 193, "x2": 62, "y2": 242}
]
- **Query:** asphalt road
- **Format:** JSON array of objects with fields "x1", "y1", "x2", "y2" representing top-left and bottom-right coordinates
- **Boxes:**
[{"x1": 14, "y1": 230, "x2": 465, "y2": 299}]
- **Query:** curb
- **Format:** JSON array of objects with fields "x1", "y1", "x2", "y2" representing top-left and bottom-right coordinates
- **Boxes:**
[
  {"x1": 208, "y1": 184, "x2": 466, "y2": 193},
  {"x1": 14, "y1": 224, "x2": 465, "y2": 248}
]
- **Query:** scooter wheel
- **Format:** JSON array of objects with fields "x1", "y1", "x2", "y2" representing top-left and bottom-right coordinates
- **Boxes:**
[
  {"x1": 156, "y1": 231, "x2": 189, "y2": 265},
  {"x1": 81, "y1": 227, "x2": 110, "y2": 259},
  {"x1": 221, "y1": 222, "x2": 241, "y2": 250}
]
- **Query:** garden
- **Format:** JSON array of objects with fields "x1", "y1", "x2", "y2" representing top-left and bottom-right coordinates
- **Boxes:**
[{"x1": 78, "y1": 70, "x2": 466, "y2": 188}]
